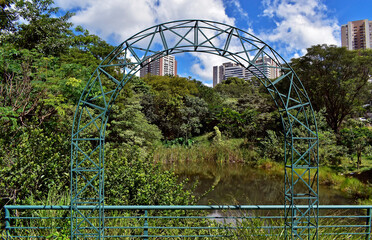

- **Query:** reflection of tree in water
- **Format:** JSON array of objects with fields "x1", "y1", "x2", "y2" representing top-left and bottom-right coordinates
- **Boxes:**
[{"x1": 171, "y1": 161, "x2": 354, "y2": 205}]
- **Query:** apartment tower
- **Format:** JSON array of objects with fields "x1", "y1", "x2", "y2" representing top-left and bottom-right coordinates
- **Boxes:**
[
  {"x1": 140, "y1": 55, "x2": 177, "y2": 77},
  {"x1": 341, "y1": 19, "x2": 372, "y2": 50},
  {"x1": 212, "y1": 57, "x2": 281, "y2": 87}
]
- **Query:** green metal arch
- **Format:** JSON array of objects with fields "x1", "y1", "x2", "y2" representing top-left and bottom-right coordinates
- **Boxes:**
[{"x1": 70, "y1": 19, "x2": 319, "y2": 239}]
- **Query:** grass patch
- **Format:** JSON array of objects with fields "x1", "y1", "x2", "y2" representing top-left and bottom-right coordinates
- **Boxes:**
[{"x1": 153, "y1": 138, "x2": 259, "y2": 164}]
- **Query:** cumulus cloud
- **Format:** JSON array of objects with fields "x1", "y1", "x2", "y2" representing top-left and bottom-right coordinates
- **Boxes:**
[
  {"x1": 225, "y1": 0, "x2": 249, "y2": 20},
  {"x1": 54, "y1": 0, "x2": 94, "y2": 10},
  {"x1": 260, "y1": 0, "x2": 340, "y2": 57},
  {"x1": 68, "y1": 0, "x2": 156, "y2": 42},
  {"x1": 190, "y1": 53, "x2": 227, "y2": 81},
  {"x1": 55, "y1": 0, "x2": 238, "y2": 83},
  {"x1": 58, "y1": 0, "x2": 234, "y2": 43}
]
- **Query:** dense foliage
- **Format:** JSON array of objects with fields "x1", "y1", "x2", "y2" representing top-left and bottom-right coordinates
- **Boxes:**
[{"x1": 290, "y1": 44, "x2": 372, "y2": 133}]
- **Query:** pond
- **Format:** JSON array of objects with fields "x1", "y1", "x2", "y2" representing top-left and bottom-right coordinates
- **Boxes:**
[{"x1": 166, "y1": 161, "x2": 356, "y2": 205}]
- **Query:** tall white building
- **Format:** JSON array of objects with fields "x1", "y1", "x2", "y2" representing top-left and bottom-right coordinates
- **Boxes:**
[
  {"x1": 140, "y1": 55, "x2": 177, "y2": 77},
  {"x1": 245, "y1": 57, "x2": 281, "y2": 81},
  {"x1": 341, "y1": 19, "x2": 372, "y2": 50},
  {"x1": 213, "y1": 62, "x2": 246, "y2": 87},
  {"x1": 213, "y1": 57, "x2": 281, "y2": 87}
]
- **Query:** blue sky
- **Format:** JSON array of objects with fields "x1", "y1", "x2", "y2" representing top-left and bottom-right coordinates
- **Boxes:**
[{"x1": 54, "y1": 0, "x2": 372, "y2": 86}]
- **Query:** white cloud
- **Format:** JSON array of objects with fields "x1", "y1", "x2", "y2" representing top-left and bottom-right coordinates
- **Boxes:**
[
  {"x1": 226, "y1": 0, "x2": 249, "y2": 20},
  {"x1": 54, "y1": 0, "x2": 94, "y2": 10},
  {"x1": 60, "y1": 0, "x2": 235, "y2": 44},
  {"x1": 190, "y1": 53, "x2": 227, "y2": 81},
  {"x1": 68, "y1": 0, "x2": 156, "y2": 42},
  {"x1": 156, "y1": 0, "x2": 234, "y2": 26},
  {"x1": 204, "y1": 82, "x2": 213, "y2": 88},
  {"x1": 55, "y1": 0, "x2": 237, "y2": 83},
  {"x1": 260, "y1": 0, "x2": 340, "y2": 57}
]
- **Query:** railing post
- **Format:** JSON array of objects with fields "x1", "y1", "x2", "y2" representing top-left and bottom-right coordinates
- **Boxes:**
[
  {"x1": 143, "y1": 210, "x2": 148, "y2": 240},
  {"x1": 366, "y1": 208, "x2": 371, "y2": 240},
  {"x1": 293, "y1": 208, "x2": 298, "y2": 238},
  {"x1": 5, "y1": 207, "x2": 10, "y2": 239}
]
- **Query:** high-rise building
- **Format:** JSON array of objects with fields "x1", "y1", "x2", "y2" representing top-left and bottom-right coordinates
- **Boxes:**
[
  {"x1": 213, "y1": 64, "x2": 225, "y2": 87},
  {"x1": 140, "y1": 55, "x2": 177, "y2": 77},
  {"x1": 341, "y1": 19, "x2": 372, "y2": 50},
  {"x1": 212, "y1": 57, "x2": 281, "y2": 87},
  {"x1": 213, "y1": 62, "x2": 245, "y2": 87},
  {"x1": 245, "y1": 57, "x2": 281, "y2": 81}
]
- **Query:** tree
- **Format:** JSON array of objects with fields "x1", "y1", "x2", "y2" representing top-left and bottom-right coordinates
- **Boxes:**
[
  {"x1": 193, "y1": 79, "x2": 223, "y2": 107},
  {"x1": 179, "y1": 95, "x2": 209, "y2": 141},
  {"x1": 0, "y1": 44, "x2": 64, "y2": 138},
  {"x1": 4, "y1": 0, "x2": 74, "y2": 55},
  {"x1": 0, "y1": 0, "x2": 17, "y2": 31},
  {"x1": 290, "y1": 44, "x2": 372, "y2": 133},
  {"x1": 212, "y1": 107, "x2": 257, "y2": 139},
  {"x1": 215, "y1": 77, "x2": 256, "y2": 98},
  {"x1": 141, "y1": 75, "x2": 209, "y2": 140},
  {"x1": 340, "y1": 120, "x2": 372, "y2": 170},
  {"x1": 106, "y1": 95, "x2": 162, "y2": 150},
  {"x1": 143, "y1": 74, "x2": 199, "y2": 97},
  {"x1": 71, "y1": 26, "x2": 115, "y2": 60}
]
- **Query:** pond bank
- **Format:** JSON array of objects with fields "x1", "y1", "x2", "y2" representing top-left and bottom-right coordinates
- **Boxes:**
[
  {"x1": 164, "y1": 161, "x2": 359, "y2": 205},
  {"x1": 154, "y1": 141, "x2": 372, "y2": 205}
]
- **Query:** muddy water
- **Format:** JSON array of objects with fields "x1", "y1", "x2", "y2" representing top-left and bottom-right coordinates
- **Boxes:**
[{"x1": 166, "y1": 161, "x2": 356, "y2": 205}]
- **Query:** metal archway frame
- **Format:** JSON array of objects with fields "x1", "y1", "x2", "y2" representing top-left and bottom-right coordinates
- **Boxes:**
[{"x1": 70, "y1": 20, "x2": 319, "y2": 239}]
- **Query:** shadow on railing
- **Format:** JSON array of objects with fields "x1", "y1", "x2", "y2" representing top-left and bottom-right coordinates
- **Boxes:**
[{"x1": 2, "y1": 205, "x2": 372, "y2": 239}]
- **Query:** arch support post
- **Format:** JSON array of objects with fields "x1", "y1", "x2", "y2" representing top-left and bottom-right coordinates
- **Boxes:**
[{"x1": 284, "y1": 115, "x2": 319, "y2": 239}]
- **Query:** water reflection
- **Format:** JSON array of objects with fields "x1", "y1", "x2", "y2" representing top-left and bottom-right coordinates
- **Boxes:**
[{"x1": 165, "y1": 161, "x2": 355, "y2": 205}]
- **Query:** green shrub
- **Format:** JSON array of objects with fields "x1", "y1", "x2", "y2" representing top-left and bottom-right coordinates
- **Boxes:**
[{"x1": 105, "y1": 145, "x2": 196, "y2": 205}]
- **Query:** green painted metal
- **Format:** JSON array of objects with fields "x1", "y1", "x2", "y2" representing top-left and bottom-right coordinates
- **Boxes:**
[
  {"x1": 6, "y1": 205, "x2": 372, "y2": 210},
  {"x1": 5, "y1": 207, "x2": 10, "y2": 239},
  {"x1": 70, "y1": 19, "x2": 320, "y2": 239},
  {"x1": 4, "y1": 205, "x2": 372, "y2": 239},
  {"x1": 367, "y1": 208, "x2": 372, "y2": 240},
  {"x1": 144, "y1": 210, "x2": 149, "y2": 240}
]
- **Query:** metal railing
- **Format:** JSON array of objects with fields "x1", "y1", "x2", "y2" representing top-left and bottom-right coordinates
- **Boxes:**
[{"x1": 3, "y1": 205, "x2": 372, "y2": 239}]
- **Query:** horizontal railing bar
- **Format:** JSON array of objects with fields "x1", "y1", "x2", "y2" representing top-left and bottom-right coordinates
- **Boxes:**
[
  {"x1": 320, "y1": 225, "x2": 369, "y2": 228},
  {"x1": 102, "y1": 235, "x2": 231, "y2": 238},
  {"x1": 6, "y1": 236, "x2": 48, "y2": 238},
  {"x1": 6, "y1": 204, "x2": 371, "y2": 239},
  {"x1": 17, "y1": 215, "x2": 361, "y2": 221},
  {"x1": 5, "y1": 205, "x2": 372, "y2": 210},
  {"x1": 7, "y1": 225, "x2": 365, "y2": 230},
  {"x1": 322, "y1": 232, "x2": 367, "y2": 235},
  {"x1": 318, "y1": 215, "x2": 369, "y2": 218},
  {"x1": 10, "y1": 234, "x2": 367, "y2": 238},
  {"x1": 9, "y1": 217, "x2": 67, "y2": 220},
  {"x1": 8, "y1": 227, "x2": 63, "y2": 229},
  {"x1": 104, "y1": 215, "x2": 286, "y2": 219},
  {"x1": 104, "y1": 226, "x2": 284, "y2": 230},
  {"x1": 12, "y1": 215, "x2": 362, "y2": 220}
]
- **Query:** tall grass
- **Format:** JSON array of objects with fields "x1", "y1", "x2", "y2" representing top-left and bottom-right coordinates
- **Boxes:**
[{"x1": 153, "y1": 139, "x2": 259, "y2": 164}]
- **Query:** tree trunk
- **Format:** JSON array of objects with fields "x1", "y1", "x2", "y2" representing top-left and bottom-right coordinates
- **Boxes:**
[{"x1": 357, "y1": 152, "x2": 361, "y2": 170}]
